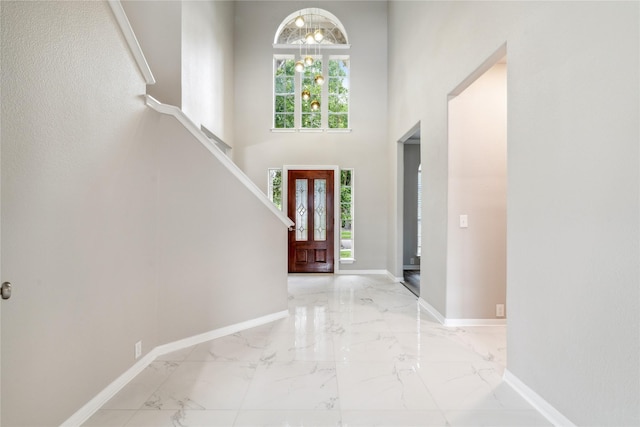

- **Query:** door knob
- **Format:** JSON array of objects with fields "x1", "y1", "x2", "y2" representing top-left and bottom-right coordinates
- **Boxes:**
[{"x1": 1, "y1": 282, "x2": 12, "y2": 300}]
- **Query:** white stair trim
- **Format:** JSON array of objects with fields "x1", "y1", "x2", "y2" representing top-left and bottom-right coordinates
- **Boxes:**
[
  {"x1": 107, "y1": 1, "x2": 155, "y2": 85},
  {"x1": 145, "y1": 95, "x2": 294, "y2": 229}
]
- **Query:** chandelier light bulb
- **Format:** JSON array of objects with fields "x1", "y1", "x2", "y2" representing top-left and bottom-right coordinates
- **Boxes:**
[
  {"x1": 301, "y1": 89, "x2": 311, "y2": 101},
  {"x1": 310, "y1": 100, "x2": 320, "y2": 111},
  {"x1": 294, "y1": 60, "x2": 305, "y2": 73},
  {"x1": 305, "y1": 32, "x2": 315, "y2": 44},
  {"x1": 304, "y1": 56, "x2": 314, "y2": 66},
  {"x1": 314, "y1": 74, "x2": 325, "y2": 85},
  {"x1": 313, "y1": 29, "x2": 324, "y2": 42},
  {"x1": 295, "y1": 16, "x2": 305, "y2": 28}
]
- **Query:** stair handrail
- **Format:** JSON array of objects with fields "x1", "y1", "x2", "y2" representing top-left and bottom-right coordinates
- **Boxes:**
[
  {"x1": 107, "y1": 0, "x2": 155, "y2": 85},
  {"x1": 145, "y1": 95, "x2": 294, "y2": 228}
]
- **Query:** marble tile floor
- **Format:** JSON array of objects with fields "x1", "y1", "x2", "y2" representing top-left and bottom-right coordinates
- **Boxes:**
[{"x1": 84, "y1": 274, "x2": 550, "y2": 427}]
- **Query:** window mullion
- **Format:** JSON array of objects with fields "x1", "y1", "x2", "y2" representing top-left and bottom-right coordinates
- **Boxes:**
[
  {"x1": 321, "y1": 57, "x2": 328, "y2": 129},
  {"x1": 295, "y1": 68, "x2": 301, "y2": 129}
]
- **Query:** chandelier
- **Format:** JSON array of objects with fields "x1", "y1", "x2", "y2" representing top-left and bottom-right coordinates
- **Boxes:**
[{"x1": 294, "y1": 10, "x2": 324, "y2": 111}]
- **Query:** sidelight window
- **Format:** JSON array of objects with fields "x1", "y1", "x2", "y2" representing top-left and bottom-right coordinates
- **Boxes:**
[{"x1": 340, "y1": 169, "x2": 354, "y2": 260}]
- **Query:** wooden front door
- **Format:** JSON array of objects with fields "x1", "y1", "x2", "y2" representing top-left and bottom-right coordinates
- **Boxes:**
[{"x1": 288, "y1": 170, "x2": 334, "y2": 273}]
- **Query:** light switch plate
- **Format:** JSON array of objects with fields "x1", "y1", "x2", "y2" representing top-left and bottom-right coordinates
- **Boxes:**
[{"x1": 459, "y1": 215, "x2": 468, "y2": 228}]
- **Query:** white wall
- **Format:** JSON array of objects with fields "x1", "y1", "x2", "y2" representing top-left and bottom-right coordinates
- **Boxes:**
[
  {"x1": 388, "y1": 1, "x2": 639, "y2": 424},
  {"x1": 182, "y1": 1, "x2": 235, "y2": 147},
  {"x1": 121, "y1": 0, "x2": 182, "y2": 106},
  {"x1": 233, "y1": 1, "x2": 389, "y2": 271},
  {"x1": 151, "y1": 113, "x2": 288, "y2": 343},
  {"x1": 1, "y1": 3, "x2": 157, "y2": 425},
  {"x1": 1, "y1": 2, "x2": 289, "y2": 425},
  {"x1": 447, "y1": 63, "x2": 506, "y2": 319},
  {"x1": 124, "y1": 1, "x2": 235, "y2": 147}
]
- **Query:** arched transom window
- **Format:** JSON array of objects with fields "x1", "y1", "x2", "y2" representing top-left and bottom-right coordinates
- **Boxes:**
[
  {"x1": 273, "y1": 8, "x2": 350, "y2": 130},
  {"x1": 274, "y1": 8, "x2": 349, "y2": 46}
]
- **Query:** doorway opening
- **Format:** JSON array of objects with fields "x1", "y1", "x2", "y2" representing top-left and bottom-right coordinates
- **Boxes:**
[
  {"x1": 446, "y1": 47, "x2": 507, "y2": 323},
  {"x1": 399, "y1": 123, "x2": 422, "y2": 296}
]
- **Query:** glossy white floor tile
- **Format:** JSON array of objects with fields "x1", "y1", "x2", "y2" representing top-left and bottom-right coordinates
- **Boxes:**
[{"x1": 83, "y1": 274, "x2": 550, "y2": 426}]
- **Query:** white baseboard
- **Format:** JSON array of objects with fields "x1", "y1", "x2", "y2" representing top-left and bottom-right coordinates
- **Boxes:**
[
  {"x1": 61, "y1": 310, "x2": 289, "y2": 427},
  {"x1": 61, "y1": 350, "x2": 157, "y2": 426},
  {"x1": 418, "y1": 298, "x2": 507, "y2": 326},
  {"x1": 336, "y1": 269, "x2": 391, "y2": 276},
  {"x1": 155, "y1": 310, "x2": 288, "y2": 355},
  {"x1": 503, "y1": 370, "x2": 576, "y2": 427},
  {"x1": 418, "y1": 297, "x2": 446, "y2": 324},
  {"x1": 388, "y1": 270, "x2": 404, "y2": 282},
  {"x1": 444, "y1": 318, "x2": 507, "y2": 326}
]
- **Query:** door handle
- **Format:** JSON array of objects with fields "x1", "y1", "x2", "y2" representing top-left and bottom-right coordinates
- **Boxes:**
[{"x1": 1, "y1": 281, "x2": 12, "y2": 300}]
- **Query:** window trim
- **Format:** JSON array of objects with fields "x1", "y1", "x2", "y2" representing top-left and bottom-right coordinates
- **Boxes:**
[
  {"x1": 273, "y1": 8, "x2": 350, "y2": 46},
  {"x1": 328, "y1": 55, "x2": 350, "y2": 131},
  {"x1": 271, "y1": 54, "x2": 351, "y2": 132},
  {"x1": 273, "y1": 55, "x2": 296, "y2": 130}
]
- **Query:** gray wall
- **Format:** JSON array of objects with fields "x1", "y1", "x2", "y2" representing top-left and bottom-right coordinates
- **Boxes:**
[
  {"x1": 233, "y1": 1, "x2": 389, "y2": 271},
  {"x1": 1, "y1": 2, "x2": 288, "y2": 425},
  {"x1": 388, "y1": 1, "x2": 639, "y2": 424}
]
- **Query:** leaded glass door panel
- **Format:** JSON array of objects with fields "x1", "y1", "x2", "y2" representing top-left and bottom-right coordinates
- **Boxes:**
[{"x1": 287, "y1": 170, "x2": 335, "y2": 273}]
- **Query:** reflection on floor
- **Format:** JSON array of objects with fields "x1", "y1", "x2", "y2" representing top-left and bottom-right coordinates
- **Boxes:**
[
  {"x1": 402, "y1": 269, "x2": 420, "y2": 296},
  {"x1": 84, "y1": 274, "x2": 549, "y2": 427}
]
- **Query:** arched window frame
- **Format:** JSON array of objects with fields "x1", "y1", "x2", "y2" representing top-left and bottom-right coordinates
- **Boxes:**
[
  {"x1": 273, "y1": 8, "x2": 350, "y2": 48},
  {"x1": 272, "y1": 8, "x2": 351, "y2": 132}
]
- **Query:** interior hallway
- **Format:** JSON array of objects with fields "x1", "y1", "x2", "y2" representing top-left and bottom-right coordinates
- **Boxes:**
[{"x1": 84, "y1": 275, "x2": 549, "y2": 426}]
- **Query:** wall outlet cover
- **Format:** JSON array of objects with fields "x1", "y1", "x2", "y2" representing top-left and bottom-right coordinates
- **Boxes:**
[{"x1": 135, "y1": 341, "x2": 142, "y2": 359}]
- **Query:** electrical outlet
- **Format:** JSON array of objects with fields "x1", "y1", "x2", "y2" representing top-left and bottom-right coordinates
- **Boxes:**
[
  {"x1": 496, "y1": 304, "x2": 505, "y2": 317},
  {"x1": 135, "y1": 341, "x2": 142, "y2": 359}
]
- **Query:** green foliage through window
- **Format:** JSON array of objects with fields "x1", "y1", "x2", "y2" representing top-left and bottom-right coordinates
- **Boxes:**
[
  {"x1": 301, "y1": 59, "x2": 323, "y2": 129},
  {"x1": 329, "y1": 59, "x2": 349, "y2": 129},
  {"x1": 274, "y1": 58, "x2": 295, "y2": 129},
  {"x1": 268, "y1": 169, "x2": 282, "y2": 209},
  {"x1": 273, "y1": 56, "x2": 349, "y2": 130},
  {"x1": 340, "y1": 169, "x2": 353, "y2": 259}
]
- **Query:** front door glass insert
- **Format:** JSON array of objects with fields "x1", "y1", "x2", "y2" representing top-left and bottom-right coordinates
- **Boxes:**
[
  {"x1": 295, "y1": 179, "x2": 308, "y2": 241},
  {"x1": 314, "y1": 179, "x2": 327, "y2": 241}
]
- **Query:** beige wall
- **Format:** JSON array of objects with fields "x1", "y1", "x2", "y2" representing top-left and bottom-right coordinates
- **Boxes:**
[
  {"x1": 233, "y1": 1, "x2": 389, "y2": 271},
  {"x1": 0, "y1": 2, "x2": 288, "y2": 425},
  {"x1": 447, "y1": 63, "x2": 507, "y2": 319},
  {"x1": 388, "y1": 1, "x2": 639, "y2": 424}
]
